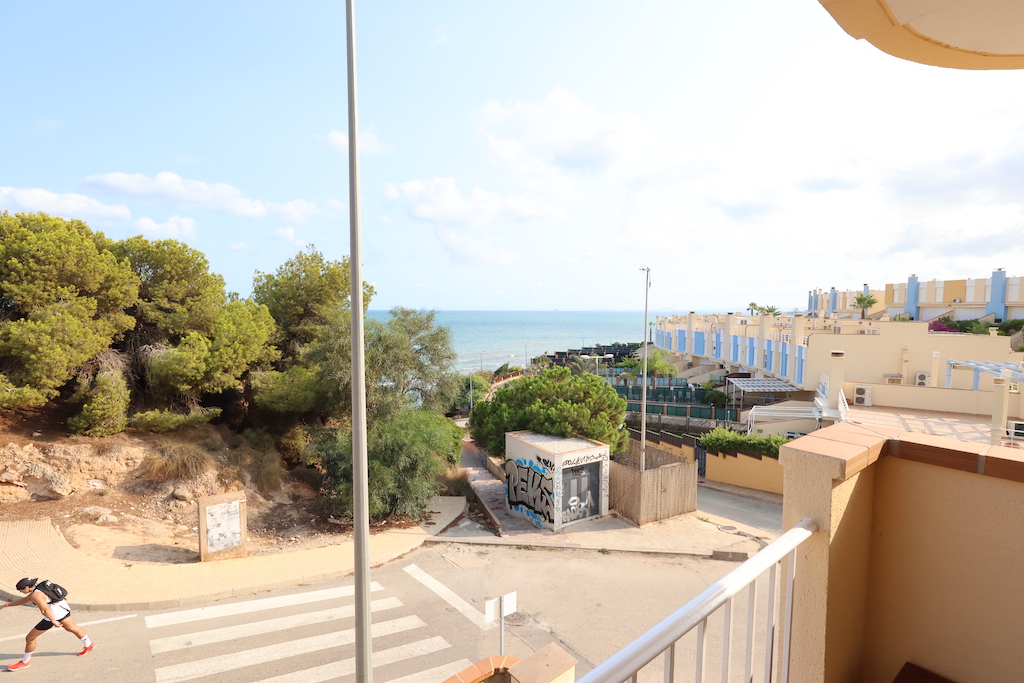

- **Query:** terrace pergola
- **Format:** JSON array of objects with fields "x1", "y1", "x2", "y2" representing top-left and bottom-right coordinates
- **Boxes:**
[
  {"x1": 726, "y1": 377, "x2": 801, "y2": 407},
  {"x1": 946, "y1": 359, "x2": 1024, "y2": 390}
]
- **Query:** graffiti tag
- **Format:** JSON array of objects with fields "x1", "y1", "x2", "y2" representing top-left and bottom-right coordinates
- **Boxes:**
[{"x1": 505, "y1": 459, "x2": 554, "y2": 526}]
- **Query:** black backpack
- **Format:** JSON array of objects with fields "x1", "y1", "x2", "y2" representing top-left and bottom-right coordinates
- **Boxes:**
[{"x1": 35, "y1": 580, "x2": 68, "y2": 602}]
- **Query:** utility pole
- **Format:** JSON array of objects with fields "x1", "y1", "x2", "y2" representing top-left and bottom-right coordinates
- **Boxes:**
[
  {"x1": 345, "y1": 1, "x2": 372, "y2": 679},
  {"x1": 640, "y1": 267, "x2": 650, "y2": 471}
]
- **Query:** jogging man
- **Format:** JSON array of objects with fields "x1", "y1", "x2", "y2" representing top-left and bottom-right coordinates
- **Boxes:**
[{"x1": 1, "y1": 578, "x2": 96, "y2": 671}]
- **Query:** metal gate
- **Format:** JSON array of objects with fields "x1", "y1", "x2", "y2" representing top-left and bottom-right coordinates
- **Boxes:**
[{"x1": 695, "y1": 446, "x2": 707, "y2": 477}]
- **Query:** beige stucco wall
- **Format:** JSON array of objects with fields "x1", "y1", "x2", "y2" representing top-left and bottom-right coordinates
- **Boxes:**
[
  {"x1": 843, "y1": 380, "x2": 1024, "y2": 419},
  {"x1": 705, "y1": 452, "x2": 784, "y2": 495},
  {"x1": 748, "y1": 416, "x2": 819, "y2": 437},
  {"x1": 862, "y1": 457, "x2": 1024, "y2": 682},
  {"x1": 804, "y1": 321, "x2": 1023, "y2": 391}
]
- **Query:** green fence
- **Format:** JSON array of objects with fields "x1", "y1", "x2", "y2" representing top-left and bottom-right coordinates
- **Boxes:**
[
  {"x1": 625, "y1": 403, "x2": 737, "y2": 421},
  {"x1": 616, "y1": 386, "x2": 707, "y2": 404}
]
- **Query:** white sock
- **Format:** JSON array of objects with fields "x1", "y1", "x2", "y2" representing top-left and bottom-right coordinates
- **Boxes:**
[
  {"x1": 21, "y1": 653, "x2": 31, "y2": 663},
  {"x1": 81, "y1": 636, "x2": 92, "y2": 647}
]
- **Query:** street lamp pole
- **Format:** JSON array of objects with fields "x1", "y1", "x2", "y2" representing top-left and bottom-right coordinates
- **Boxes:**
[
  {"x1": 345, "y1": 0, "x2": 372, "y2": 679},
  {"x1": 640, "y1": 267, "x2": 650, "y2": 471}
]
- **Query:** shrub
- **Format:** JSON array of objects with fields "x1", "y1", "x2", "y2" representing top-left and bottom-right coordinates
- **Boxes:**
[
  {"x1": 469, "y1": 367, "x2": 628, "y2": 457},
  {"x1": 699, "y1": 427, "x2": 789, "y2": 459},
  {"x1": 144, "y1": 441, "x2": 213, "y2": 480},
  {"x1": 130, "y1": 408, "x2": 222, "y2": 432},
  {"x1": 68, "y1": 372, "x2": 129, "y2": 437},
  {"x1": 250, "y1": 448, "x2": 286, "y2": 492},
  {"x1": 998, "y1": 319, "x2": 1024, "y2": 335},
  {"x1": 313, "y1": 409, "x2": 464, "y2": 520},
  {"x1": 704, "y1": 389, "x2": 729, "y2": 409}
]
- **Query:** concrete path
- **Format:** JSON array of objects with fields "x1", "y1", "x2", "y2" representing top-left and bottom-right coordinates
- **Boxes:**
[
  {"x1": 0, "y1": 496, "x2": 466, "y2": 611},
  {"x1": 451, "y1": 443, "x2": 769, "y2": 559},
  {"x1": 696, "y1": 482, "x2": 783, "y2": 534}
]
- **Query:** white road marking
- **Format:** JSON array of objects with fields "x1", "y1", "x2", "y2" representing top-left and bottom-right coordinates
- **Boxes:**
[
  {"x1": 149, "y1": 597, "x2": 403, "y2": 653},
  {"x1": 385, "y1": 658, "x2": 474, "y2": 683},
  {"x1": 403, "y1": 564, "x2": 493, "y2": 630},
  {"x1": 145, "y1": 583, "x2": 384, "y2": 628},
  {"x1": 252, "y1": 636, "x2": 453, "y2": 683},
  {"x1": 80, "y1": 614, "x2": 139, "y2": 627},
  {"x1": 0, "y1": 613, "x2": 139, "y2": 642},
  {"x1": 154, "y1": 615, "x2": 424, "y2": 683}
]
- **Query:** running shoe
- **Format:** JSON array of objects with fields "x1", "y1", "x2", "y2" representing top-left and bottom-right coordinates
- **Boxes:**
[
  {"x1": 7, "y1": 661, "x2": 30, "y2": 671},
  {"x1": 77, "y1": 643, "x2": 96, "y2": 657}
]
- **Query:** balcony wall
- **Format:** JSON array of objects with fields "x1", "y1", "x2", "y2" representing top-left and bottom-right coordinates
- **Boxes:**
[
  {"x1": 862, "y1": 454, "x2": 1024, "y2": 682},
  {"x1": 780, "y1": 423, "x2": 1024, "y2": 683}
]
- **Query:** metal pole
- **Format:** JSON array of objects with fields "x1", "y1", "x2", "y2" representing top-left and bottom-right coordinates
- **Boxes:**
[
  {"x1": 499, "y1": 594, "x2": 506, "y2": 656},
  {"x1": 345, "y1": 1, "x2": 372, "y2": 680},
  {"x1": 640, "y1": 267, "x2": 650, "y2": 471}
]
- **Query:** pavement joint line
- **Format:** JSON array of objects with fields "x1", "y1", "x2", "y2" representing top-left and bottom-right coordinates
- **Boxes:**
[{"x1": 423, "y1": 536, "x2": 741, "y2": 559}]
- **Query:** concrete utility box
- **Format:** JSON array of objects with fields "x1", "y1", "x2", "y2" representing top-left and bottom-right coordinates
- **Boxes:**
[{"x1": 504, "y1": 431, "x2": 609, "y2": 531}]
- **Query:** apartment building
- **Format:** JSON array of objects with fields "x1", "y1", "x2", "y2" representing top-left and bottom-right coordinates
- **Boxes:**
[
  {"x1": 655, "y1": 312, "x2": 1021, "y2": 393},
  {"x1": 808, "y1": 270, "x2": 1024, "y2": 322}
]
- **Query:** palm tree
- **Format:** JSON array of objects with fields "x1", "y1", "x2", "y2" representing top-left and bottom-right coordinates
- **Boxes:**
[
  {"x1": 617, "y1": 349, "x2": 677, "y2": 378},
  {"x1": 761, "y1": 305, "x2": 782, "y2": 316},
  {"x1": 854, "y1": 293, "x2": 877, "y2": 319},
  {"x1": 565, "y1": 355, "x2": 597, "y2": 375},
  {"x1": 748, "y1": 302, "x2": 760, "y2": 316}
]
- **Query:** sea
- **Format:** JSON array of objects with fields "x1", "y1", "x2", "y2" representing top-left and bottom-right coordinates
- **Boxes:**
[{"x1": 367, "y1": 310, "x2": 650, "y2": 374}]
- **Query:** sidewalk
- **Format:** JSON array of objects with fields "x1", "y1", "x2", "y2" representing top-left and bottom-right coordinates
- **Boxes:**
[
  {"x1": 0, "y1": 496, "x2": 465, "y2": 612},
  {"x1": 443, "y1": 443, "x2": 769, "y2": 559}
]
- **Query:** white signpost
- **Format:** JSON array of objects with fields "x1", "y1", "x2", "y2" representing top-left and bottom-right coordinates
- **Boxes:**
[{"x1": 484, "y1": 591, "x2": 517, "y2": 655}]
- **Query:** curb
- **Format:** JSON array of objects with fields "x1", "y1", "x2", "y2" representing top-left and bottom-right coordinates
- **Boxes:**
[
  {"x1": 423, "y1": 535, "x2": 750, "y2": 561},
  {"x1": 0, "y1": 497, "x2": 466, "y2": 611}
]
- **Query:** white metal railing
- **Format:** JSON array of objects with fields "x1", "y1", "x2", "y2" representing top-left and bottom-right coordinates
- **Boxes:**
[
  {"x1": 576, "y1": 519, "x2": 818, "y2": 683},
  {"x1": 838, "y1": 390, "x2": 849, "y2": 421}
]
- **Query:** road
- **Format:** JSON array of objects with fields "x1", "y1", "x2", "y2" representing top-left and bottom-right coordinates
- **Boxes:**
[
  {"x1": 0, "y1": 543, "x2": 751, "y2": 683},
  {"x1": 696, "y1": 485, "x2": 783, "y2": 533}
]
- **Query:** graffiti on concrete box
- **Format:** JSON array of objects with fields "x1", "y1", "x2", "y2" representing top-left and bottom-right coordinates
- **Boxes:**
[{"x1": 505, "y1": 458, "x2": 554, "y2": 527}]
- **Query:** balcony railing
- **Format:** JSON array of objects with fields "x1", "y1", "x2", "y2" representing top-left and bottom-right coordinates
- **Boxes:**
[{"x1": 576, "y1": 519, "x2": 818, "y2": 683}]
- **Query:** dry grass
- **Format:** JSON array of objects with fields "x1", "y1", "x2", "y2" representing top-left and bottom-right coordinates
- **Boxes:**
[
  {"x1": 439, "y1": 466, "x2": 474, "y2": 498},
  {"x1": 250, "y1": 448, "x2": 285, "y2": 492},
  {"x1": 143, "y1": 440, "x2": 214, "y2": 480}
]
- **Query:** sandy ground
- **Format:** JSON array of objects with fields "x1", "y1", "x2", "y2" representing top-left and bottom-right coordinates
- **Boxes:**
[{"x1": 0, "y1": 485, "x2": 434, "y2": 565}]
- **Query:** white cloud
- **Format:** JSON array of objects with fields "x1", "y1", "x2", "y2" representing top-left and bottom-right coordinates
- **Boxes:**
[
  {"x1": 85, "y1": 171, "x2": 319, "y2": 222},
  {"x1": 475, "y1": 88, "x2": 675, "y2": 194},
  {"x1": 0, "y1": 186, "x2": 132, "y2": 220},
  {"x1": 274, "y1": 227, "x2": 305, "y2": 246},
  {"x1": 229, "y1": 242, "x2": 246, "y2": 250},
  {"x1": 135, "y1": 215, "x2": 197, "y2": 240},
  {"x1": 434, "y1": 227, "x2": 521, "y2": 267},
  {"x1": 326, "y1": 128, "x2": 392, "y2": 155},
  {"x1": 386, "y1": 178, "x2": 501, "y2": 227},
  {"x1": 267, "y1": 199, "x2": 320, "y2": 223},
  {"x1": 385, "y1": 177, "x2": 563, "y2": 227}
]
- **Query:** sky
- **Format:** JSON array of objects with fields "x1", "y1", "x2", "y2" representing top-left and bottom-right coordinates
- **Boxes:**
[{"x1": 3, "y1": 1, "x2": 1024, "y2": 313}]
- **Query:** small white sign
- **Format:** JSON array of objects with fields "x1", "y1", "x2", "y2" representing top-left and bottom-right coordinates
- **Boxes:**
[{"x1": 484, "y1": 591, "x2": 517, "y2": 623}]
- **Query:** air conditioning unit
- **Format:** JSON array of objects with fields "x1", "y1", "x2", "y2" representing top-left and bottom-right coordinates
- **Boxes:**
[
  {"x1": 952, "y1": 298, "x2": 962, "y2": 303},
  {"x1": 915, "y1": 372, "x2": 931, "y2": 386},
  {"x1": 853, "y1": 385, "x2": 872, "y2": 406},
  {"x1": 1008, "y1": 420, "x2": 1024, "y2": 437}
]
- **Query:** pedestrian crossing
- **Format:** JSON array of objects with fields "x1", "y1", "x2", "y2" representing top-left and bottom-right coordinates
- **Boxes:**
[{"x1": 145, "y1": 576, "x2": 473, "y2": 683}]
